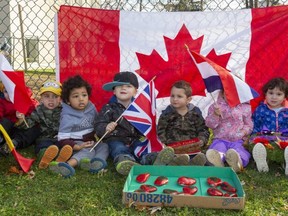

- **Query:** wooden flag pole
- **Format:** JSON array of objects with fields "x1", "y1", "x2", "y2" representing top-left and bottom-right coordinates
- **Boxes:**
[{"x1": 89, "y1": 115, "x2": 123, "y2": 152}]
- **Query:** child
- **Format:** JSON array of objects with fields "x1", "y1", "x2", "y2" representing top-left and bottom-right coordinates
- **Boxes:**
[
  {"x1": 95, "y1": 71, "x2": 144, "y2": 175},
  {"x1": 49, "y1": 75, "x2": 109, "y2": 178},
  {"x1": 205, "y1": 90, "x2": 253, "y2": 173},
  {"x1": 96, "y1": 72, "x2": 185, "y2": 175},
  {"x1": 250, "y1": 77, "x2": 288, "y2": 175},
  {"x1": 0, "y1": 86, "x2": 40, "y2": 156},
  {"x1": 16, "y1": 80, "x2": 73, "y2": 169},
  {"x1": 157, "y1": 80, "x2": 210, "y2": 166}
]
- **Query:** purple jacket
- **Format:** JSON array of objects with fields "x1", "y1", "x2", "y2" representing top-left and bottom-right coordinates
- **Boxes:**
[{"x1": 205, "y1": 96, "x2": 253, "y2": 141}]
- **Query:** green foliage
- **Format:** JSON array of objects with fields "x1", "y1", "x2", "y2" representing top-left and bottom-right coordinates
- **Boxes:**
[{"x1": 0, "y1": 147, "x2": 287, "y2": 215}]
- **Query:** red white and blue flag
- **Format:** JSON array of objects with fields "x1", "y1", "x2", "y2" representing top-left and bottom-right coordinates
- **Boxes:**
[
  {"x1": 188, "y1": 50, "x2": 259, "y2": 107},
  {"x1": 56, "y1": 6, "x2": 288, "y2": 113},
  {"x1": 122, "y1": 80, "x2": 163, "y2": 157}
]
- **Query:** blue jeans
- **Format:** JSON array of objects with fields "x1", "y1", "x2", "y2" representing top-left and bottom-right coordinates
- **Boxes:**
[{"x1": 107, "y1": 140, "x2": 135, "y2": 163}]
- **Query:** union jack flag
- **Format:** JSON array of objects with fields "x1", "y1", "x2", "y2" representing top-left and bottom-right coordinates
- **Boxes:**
[{"x1": 122, "y1": 79, "x2": 164, "y2": 158}]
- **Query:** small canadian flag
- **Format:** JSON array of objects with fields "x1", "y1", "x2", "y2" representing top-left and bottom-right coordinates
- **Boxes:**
[{"x1": 0, "y1": 53, "x2": 34, "y2": 114}]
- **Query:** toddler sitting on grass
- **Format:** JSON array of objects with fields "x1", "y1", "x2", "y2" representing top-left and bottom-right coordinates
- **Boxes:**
[{"x1": 49, "y1": 75, "x2": 109, "y2": 178}]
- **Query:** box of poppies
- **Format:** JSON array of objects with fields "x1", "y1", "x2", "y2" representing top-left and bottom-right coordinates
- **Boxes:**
[{"x1": 122, "y1": 165, "x2": 245, "y2": 209}]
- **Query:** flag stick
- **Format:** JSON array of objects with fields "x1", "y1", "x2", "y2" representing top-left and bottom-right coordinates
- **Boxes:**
[
  {"x1": 23, "y1": 117, "x2": 29, "y2": 128},
  {"x1": 89, "y1": 115, "x2": 123, "y2": 152},
  {"x1": 0, "y1": 124, "x2": 34, "y2": 173}
]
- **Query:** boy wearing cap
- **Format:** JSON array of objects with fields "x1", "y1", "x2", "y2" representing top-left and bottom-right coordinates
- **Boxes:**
[
  {"x1": 16, "y1": 80, "x2": 73, "y2": 169},
  {"x1": 95, "y1": 71, "x2": 144, "y2": 175},
  {"x1": 95, "y1": 72, "x2": 181, "y2": 175}
]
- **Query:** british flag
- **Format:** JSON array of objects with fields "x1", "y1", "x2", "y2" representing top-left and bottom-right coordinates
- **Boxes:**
[{"x1": 122, "y1": 79, "x2": 164, "y2": 158}]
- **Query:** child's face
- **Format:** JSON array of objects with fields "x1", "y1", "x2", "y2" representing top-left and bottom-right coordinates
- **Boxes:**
[
  {"x1": 113, "y1": 84, "x2": 137, "y2": 105},
  {"x1": 68, "y1": 87, "x2": 89, "y2": 110},
  {"x1": 3, "y1": 89, "x2": 11, "y2": 102},
  {"x1": 170, "y1": 87, "x2": 191, "y2": 110},
  {"x1": 265, "y1": 87, "x2": 286, "y2": 109},
  {"x1": 40, "y1": 92, "x2": 61, "y2": 110}
]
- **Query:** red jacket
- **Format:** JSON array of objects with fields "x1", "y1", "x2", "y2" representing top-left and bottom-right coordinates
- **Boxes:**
[{"x1": 0, "y1": 98, "x2": 18, "y2": 123}]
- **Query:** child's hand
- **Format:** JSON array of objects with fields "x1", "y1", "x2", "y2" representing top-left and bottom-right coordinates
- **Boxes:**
[
  {"x1": 195, "y1": 140, "x2": 204, "y2": 147},
  {"x1": 16, "y1": 111, "x2": 25, "y2": 119},
  {"x1": 214, "y1": 107, "x2": 222, "y2": 117},
  {"x1": 75, "y1": 141, "x2": 94, "y2": 150},
  {"x1": 106, "y1": 122, "x2": 117, "y2": 133}
]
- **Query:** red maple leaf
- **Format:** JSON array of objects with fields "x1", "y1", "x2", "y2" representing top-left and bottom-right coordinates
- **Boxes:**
[{"x1": 136, "y1": 24, "x2": 231, "y2": 98}]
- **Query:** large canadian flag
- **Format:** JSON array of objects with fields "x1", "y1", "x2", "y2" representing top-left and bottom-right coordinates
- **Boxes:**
[{"x1": 55, "y1": 6, "x2": 288, "y2": 113}]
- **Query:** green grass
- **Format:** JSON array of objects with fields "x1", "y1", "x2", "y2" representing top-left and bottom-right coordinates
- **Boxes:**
[{"x1": 0, "y1": 147, "x2": 287, "y2": 215}]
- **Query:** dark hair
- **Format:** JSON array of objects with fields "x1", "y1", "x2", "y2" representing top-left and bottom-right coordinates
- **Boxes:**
[
  {"x1": 61, "y1": 75, "x2": 92, "y2": 103},
  {"x1": 262, "y1": 77, "x2": 288, "y2": 98},
  {"x1": 172, "y1": 80, "x2": 192, "y2": 97}
]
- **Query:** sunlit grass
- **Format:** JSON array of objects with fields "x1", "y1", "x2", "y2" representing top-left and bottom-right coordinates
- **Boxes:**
[{"x1": 0, "y1": 147, "x2": 287, "y2": 215}]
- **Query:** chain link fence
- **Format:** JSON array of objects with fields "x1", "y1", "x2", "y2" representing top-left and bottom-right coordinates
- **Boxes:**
[{"x1": 0, "y1": 0, "x2": 287, "y2": 101}]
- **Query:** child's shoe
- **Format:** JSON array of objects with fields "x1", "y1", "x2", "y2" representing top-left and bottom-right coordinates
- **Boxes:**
[
  {"x1": 55, "y1": 145, "x2": 73, "y2": 162},
  {"x1": 206, "y1": 149, "x2": 224, "y2": 167},
  {"x1": 284, "y1": 147, "x2": 288, "y2": 176},
  {"x1": 168, "y1": 154, "x2": 190, "y2": 165},
  {"x1": 80, "y1": 158, "x2": 107, "y2": 174},
  {"x1": 116, "y1": 160, "x2": 139, "y2": 175},
  {"x1": 0, "y1": 139, "x2": 18, "y2": 157},
  {"x1": 39, "y1": 145, "x2": 59, "y2": 169},
  {"x1": 153, "y1": 147, "x2": 175, "y2": 165},
  {"x1": 49, "y1": 161, "x2": 75, "y2": 178},
  {"x1": 225, "y1": 149, "x2": 243, "y2": 173},
  {"x1": 189, "y1": 152, "x2": 207, "y2": 166},
  {"x1": 252, "y1": 143, "x2": 269, "y2": 172}
]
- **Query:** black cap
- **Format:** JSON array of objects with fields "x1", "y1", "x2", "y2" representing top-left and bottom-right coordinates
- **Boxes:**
[{"x1": 102, "y1": 71, "x2": 139, "y2": 91}]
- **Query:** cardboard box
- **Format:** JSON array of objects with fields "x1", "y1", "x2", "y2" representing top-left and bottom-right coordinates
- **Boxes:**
[{"x1": 123, "y1": 166, "x2": 245, "y2": 210}]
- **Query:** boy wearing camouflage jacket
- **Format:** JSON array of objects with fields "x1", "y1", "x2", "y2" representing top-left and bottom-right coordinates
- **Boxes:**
[{"x1": 17, "y1": 81, "x2": 72, "y2": 169}]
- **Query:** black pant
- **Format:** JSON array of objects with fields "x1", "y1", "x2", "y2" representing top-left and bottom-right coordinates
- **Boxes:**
[{"x1": 0, "y1": 118, "x2": 41, "y2": 149}]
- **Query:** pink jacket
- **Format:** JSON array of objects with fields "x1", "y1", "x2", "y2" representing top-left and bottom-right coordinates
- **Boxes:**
[{"x1": 205, "y1": 95, "x2": 253, "y2": 141}]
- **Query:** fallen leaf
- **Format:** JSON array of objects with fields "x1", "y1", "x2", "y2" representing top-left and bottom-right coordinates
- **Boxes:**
[{"x1": 8, "y1": 166, "x2": 23, "y2": 175}]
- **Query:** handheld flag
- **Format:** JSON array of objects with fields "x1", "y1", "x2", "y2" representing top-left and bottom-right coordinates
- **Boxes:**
[
  {"x1": 122, "y1": 79, "x2": 164, "y2": 158},
  {"x1": 0, "y1": 54, "x2": 35, "y2": 114},
  {"x1": 187, "y1": 49, "x2": 259, "y2": 107},
  {"x1": 0, "y1": 124, "x2": 35, "y2": 173}
]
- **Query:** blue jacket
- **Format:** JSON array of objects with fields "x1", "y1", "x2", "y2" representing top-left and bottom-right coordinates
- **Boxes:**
[{"x1": 252, "y1": 101, "x2": 288, "y2": 134}]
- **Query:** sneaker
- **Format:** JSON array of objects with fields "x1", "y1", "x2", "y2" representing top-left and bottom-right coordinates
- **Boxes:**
[
  {"x1": 284, "y1": 147, "x2": 288, "y2": 176},
  {"x1": 90, "y1": 158, "x2": 107, "y2": 174},
  {"x1": 252, "y1": 143, "x2": 269, "y2": 172},
  {"x1": 80, "y1": 158, "x2": 107, "y2": 174},
  {"x1": 168, "y1": 154, "x2": 190, "y2": 165},
  {"x1": 39, "y1": 145, "x2": 59, "y2": 169},
  {"x1": 55, "y1": 145, "x2": 73, "y2": 162},
  {"x1": 189, "y1": 153, "x2": 207, "y2": 166},
  {"x1": 116, "y1": 160, "x2": 139, "y2": 175},
  {"x1": 79, "y1": 158, "x2": 91, "y2": 171},
  {"x1": 153, "y1": 147, "x2": 175, "y2": 165},
  {"x1": 140, "y1": 152, "x2": 158, "y2": 165},
  {"x1": 206, "y1": 149, "x2": 224, "y2": 167},
  {"x1": 226, "y1": 149, "x2": 243, "y2": 173},
  {"x1": 0, "y1": 143, "x2": 10, "y2": 157},
  {"x1": 49, "y1": 161, "x2": 75, "y2": 178},
  {"x1": 0, "y1": 139, "x2": 17, "y2": 157}
]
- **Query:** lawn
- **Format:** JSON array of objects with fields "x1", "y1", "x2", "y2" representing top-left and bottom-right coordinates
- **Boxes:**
[{"x1": 0, "y1": 147, "x2": 287, "y2": 216}]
